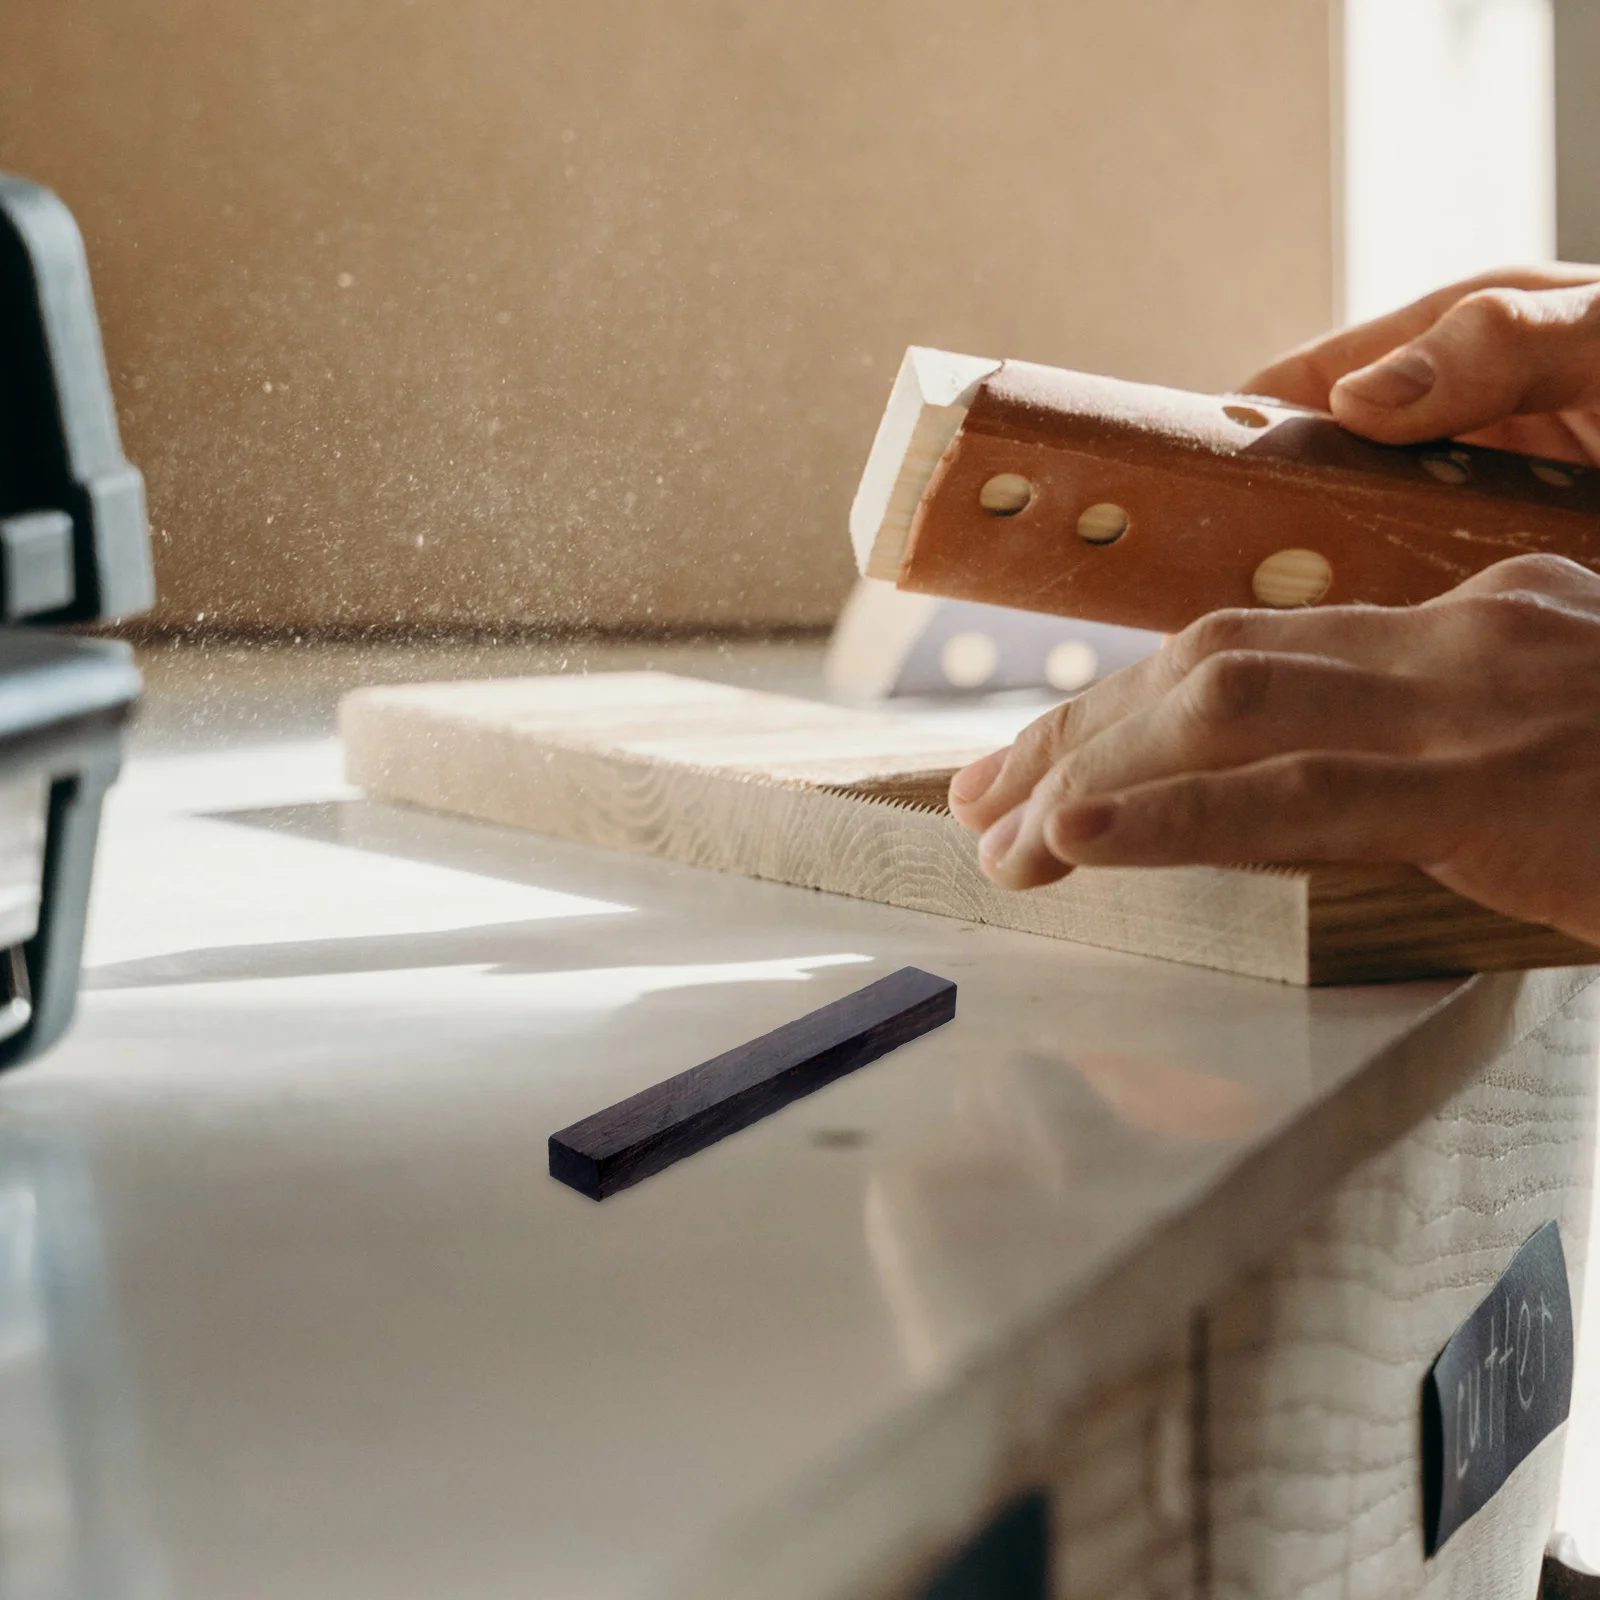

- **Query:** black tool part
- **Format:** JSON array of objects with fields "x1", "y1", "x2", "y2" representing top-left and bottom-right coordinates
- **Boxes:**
[
  {"x1": 550, "y1": 967, "x2": 958, "y2": 1199},
  {"x1": 0, "y1": 632, "x2": 140, "y2": 1070},
  {"x1": 0, "y1": 174, "x2": 153, "y2": 625},
  {"x1": 0, "y1": 175, "x2": 151, "y2": 1074},
  {"x1": 1543, "y1": 1540, "x2": 1600, "y2": 1600}
]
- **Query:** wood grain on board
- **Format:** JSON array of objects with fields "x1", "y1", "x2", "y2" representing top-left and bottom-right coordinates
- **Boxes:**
[{"x1": 339, "y1": 671, "x2": 1598, "y2": 986}]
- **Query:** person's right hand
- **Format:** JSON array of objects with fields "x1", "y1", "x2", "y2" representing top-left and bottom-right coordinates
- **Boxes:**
[
  {"x1": 945, "y1": 553, "x2": 1600, "y2": 947},
  {"x1": 1243, "y1": 265, "x2": 1600, "y2": 464}
]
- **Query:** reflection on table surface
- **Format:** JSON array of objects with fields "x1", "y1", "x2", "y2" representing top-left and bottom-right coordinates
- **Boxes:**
[
  {"x1": 0, "y1": 650, "x2": 1511, "y2": 1598},
  {"x1": 0, "y1": 1131, "x2": 162, "y2": 1600}
]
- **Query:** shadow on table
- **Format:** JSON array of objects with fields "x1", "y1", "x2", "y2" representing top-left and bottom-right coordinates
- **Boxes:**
[{"x1": 84, "y1": 797, "x2": 877, "y2": 996}]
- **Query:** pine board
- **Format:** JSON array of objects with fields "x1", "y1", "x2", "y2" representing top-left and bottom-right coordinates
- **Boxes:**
[{"x1": 339, "y1": 672, "x2": 1598, "y2": 986}]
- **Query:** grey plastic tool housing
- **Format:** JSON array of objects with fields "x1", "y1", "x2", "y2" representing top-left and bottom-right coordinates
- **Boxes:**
[
  {"x1": 0, "y1": 174, "x2": 153, "y2": 624},
  {"x1": 0, "y1": 174, "x2": 152, "y2": 1069}
]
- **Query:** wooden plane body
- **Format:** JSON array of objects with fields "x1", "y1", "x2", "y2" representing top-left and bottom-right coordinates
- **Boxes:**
[{"x1": 852, "y1": 348, "x2": 1600, "y2": 632}]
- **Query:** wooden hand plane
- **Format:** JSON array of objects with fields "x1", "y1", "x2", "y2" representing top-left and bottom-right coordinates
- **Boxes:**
[{"x1": 851, "y1": 347, "x2": 1600, "y2": 634}]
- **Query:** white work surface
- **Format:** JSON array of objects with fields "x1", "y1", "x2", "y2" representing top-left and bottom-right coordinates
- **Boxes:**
[{"x1": 2, "y1": 642, "x2": 1596, "y2": 1599}]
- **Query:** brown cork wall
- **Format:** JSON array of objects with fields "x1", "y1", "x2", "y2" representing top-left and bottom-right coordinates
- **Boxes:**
[{"x1": 0, "y1": 0, "x2": 1338, "y2": 633}]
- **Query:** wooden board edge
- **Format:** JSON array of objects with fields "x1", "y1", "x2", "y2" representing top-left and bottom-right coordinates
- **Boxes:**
[
  {"x1": 340, "y1": 695, "x2": 1313, "y2": 983},
  {"x1": 1305, "y1": 863, "x2": 1600, "y2": 985},
  {"x1": 344, "y1": 685, "x2": 1600, "y2": 986}
]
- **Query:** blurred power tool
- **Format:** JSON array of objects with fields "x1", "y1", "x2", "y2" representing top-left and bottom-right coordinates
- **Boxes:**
[{"x1": 0, "y1": 174, "x2": 150, "y2": 1069}]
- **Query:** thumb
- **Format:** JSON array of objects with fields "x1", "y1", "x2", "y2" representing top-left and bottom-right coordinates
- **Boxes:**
[{"x1": 1329, "y1": 283, "x2": 1600, "y2": 444}]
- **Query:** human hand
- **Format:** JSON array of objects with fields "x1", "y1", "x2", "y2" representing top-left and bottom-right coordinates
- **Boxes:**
[
  {"x1": 947, "y1": 556, "x2": 1600, "y2": 947},
  {"x1": 1244, "y1": 264, "x2": 1600, "y2": 464}
]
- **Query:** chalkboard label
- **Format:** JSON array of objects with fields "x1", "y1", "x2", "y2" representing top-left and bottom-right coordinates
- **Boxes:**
[{"x1": 1423, "y1": 1220, "x2": 1574, "y2": 1554}]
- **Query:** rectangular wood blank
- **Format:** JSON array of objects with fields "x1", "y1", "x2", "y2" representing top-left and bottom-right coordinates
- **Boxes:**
[
  {"x1": 550, "y1": 967, "x2": 957, "y2": 1199},
  {"x1": 339, "y1": 672, "x2": 1599, "y2": 986}
]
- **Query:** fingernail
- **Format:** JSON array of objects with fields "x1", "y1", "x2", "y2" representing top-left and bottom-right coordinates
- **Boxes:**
[
  {"x1": 950, "y1": 747, "x2": 1008, "y2": 805},
  {"x1": 979, "y1": 807, "x2": 1023, "y2": 865},
  {"x1": 1051, "y1": 800, "x2": 1117, "y2": 849},
  {"x1": 1335, "y1": 348, "x2": 1436, "y2": 410}
]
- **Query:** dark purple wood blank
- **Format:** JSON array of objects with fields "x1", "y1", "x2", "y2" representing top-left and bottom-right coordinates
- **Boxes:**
[{"x1": 549, "y1": 967, "x2": 957, "y2": 1199}]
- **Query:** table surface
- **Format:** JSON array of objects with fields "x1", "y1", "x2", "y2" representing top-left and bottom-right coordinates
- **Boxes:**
[{"x1": 2, "y1": 640, "x2": 1594, "y2": 1599}]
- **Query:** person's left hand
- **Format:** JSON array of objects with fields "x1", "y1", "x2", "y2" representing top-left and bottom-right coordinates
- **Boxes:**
[{"x1": 946, "y1": 554, "x2": 1600, "y2": 947}]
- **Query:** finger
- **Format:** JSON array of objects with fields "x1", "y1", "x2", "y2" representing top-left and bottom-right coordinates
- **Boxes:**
[
  {"x1": 951, "y1": 642, "x2": 1207, "y2": 834},
  {"x1": 1454, "y1": 410, "x2": 1599, "y2": 464},
  {"x1": 976, "y1": 656, "x2": 1435, "y2": 891},
  {"x1": 1241, "y1": 265, "x2": 1600, "y2": 409},
  {"x1": 949, "y1": 604, "x2": 1436, "y2": 834},
  {"x1": 1060, "y1": 653, "x2": 1433, "y2": 799},
  {"x1": 948, "y1": 746, "x2": 1007, "y2": 811},
  {"x1": 1244, "y1": 302, "x2": 1454, "y2": 410},
  {"x1": 1439, "y1": 551, "x2": 1600, "y2": 605},
  {"x1": 1039, "y1": 752, "x2": 1470, "y2": 872},
  {"x1": 1331, "y1": 283, "x2": 1600, "y2": 445},
  {"x1": 950, "y1": 671, "x2": 1164, "y2": 835}
]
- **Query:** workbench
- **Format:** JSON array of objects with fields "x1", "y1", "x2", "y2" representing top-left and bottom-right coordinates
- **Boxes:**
[{"x1": 4, "y1": 642, "x2": 1596, "y2": 1600}]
